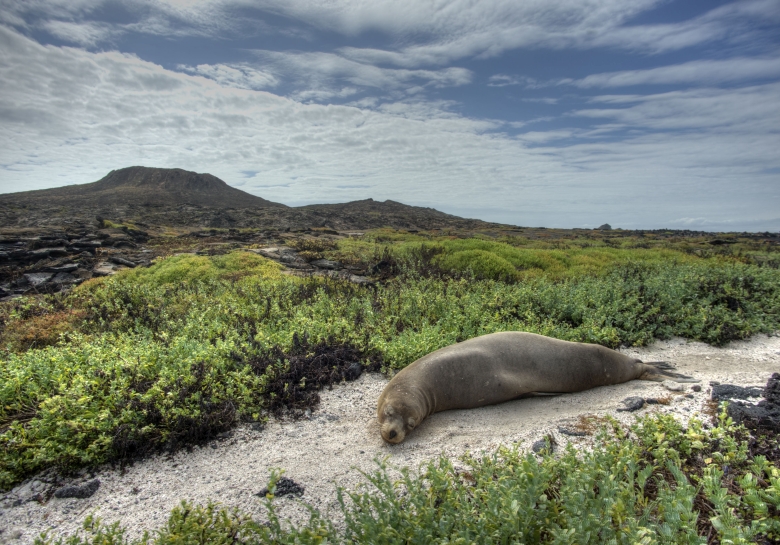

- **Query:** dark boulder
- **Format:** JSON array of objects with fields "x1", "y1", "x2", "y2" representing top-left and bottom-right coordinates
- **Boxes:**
[
  {"x1": 617, "y1": 396, "x2": 645, "y2": 412},
  {"x1": 54, "y1": 479, "x2": 100, "y2": 499},
  {"x1": 310, "y1": 259, "x2": 341, "y2": 270},
  {"x1": 711, "y1": 384, "x2": 763, "y2": 401},
  {"x1": 256, "y1": 477, "x2": 304, "y2": 498},
  {"x1": 23, "y1": 272, "x2": 53, "y2": 286},
  {"x1": 719, "y1": 374, "x2": 780, "y2": 434}
]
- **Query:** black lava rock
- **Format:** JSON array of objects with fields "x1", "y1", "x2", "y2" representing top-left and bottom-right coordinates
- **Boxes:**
[
  {"x1": 727, "y1": 402, "x2": 780, "y2": 433},
  {"x1": 344, "y1": 362, "x2": 363, "y2": 381},
  {"x1": 711, "y1": 384, "x2": 763, "y2": 401},
  {"x1": 557, "y1": 426, "x2": 587, "y2": 437},
  {"x1": 531, "y1": 435, "x2": 556, "y2": 454},
  {"x1": 54, "y1": 479, "x2": 100, "y2": 499},
  {"x1": 764, "y1": 373, "x2": 780, "y2": 405},
  {"x1": 724, "y1": 373, "x2": 780, "y2": 434},
  {"x1": 257, "y1": 477, "x2": 305, "y2": 498},
  {"x1": 617, "y1": 396, "x2": 645, "y2": 412}
]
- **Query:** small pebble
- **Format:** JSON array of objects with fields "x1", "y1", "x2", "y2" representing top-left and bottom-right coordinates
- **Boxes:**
[
  {"x1": 662, "y1": 380, "x2": 685, "y2": 392},
  {"x1": 558, "y1": 426, "x2": 588, "y2": 437},
  {"x1": 617, "y1": 396, "x2": 645, "y2": 412},
  {"x1": 531, "y1": 436, "x2": 556, "y2": 454}
]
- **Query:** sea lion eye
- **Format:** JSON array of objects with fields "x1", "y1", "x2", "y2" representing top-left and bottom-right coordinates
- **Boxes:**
[{"x1": 407, "y1": 417, "x2": 416, "y2": 429}]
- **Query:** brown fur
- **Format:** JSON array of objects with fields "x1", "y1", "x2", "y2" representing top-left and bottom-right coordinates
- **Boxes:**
[{"x1": 377, "y1": 332, "x2": 695, "y2": 443}]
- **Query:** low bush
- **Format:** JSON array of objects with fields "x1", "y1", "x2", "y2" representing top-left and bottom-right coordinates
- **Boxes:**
[
  {"x1": 1, "y1": 250, "x2": 778, "y2": 487},
  {"x1": 116, "y1": 251, "x2": 283, "y2": 287},
  {"x1": 434, "y1": 249, "x2": 519, "y2": 281},
  {"x1": 34, "y1": 412, "x2": 780, "y2": 544}
]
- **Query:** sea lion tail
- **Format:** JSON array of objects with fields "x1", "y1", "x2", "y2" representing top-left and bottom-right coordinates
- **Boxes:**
[{"x1": 639, "y1": 361, "x2": 700, "y2": 383}]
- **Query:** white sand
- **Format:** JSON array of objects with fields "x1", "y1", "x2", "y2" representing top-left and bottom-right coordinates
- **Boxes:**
[{"x1": 1, "y1": 335, "x2": 778, "y2": 544}]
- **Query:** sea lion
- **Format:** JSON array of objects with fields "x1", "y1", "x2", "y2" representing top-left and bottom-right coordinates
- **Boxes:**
[{"x1": 377, "y1": 331, "x2": 697, "y2": 443}]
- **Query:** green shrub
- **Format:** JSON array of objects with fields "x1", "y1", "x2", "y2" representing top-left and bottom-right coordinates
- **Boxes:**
[
  {"x1": 115, "y1": 251, "x2": 282, "y2": 287},
  {"x1": 35, "y1": 412, "x2": 780, "y2": 544},
  {"x1": 1, "y1": 251, "x2": 779, "y2": 488},
  {"x1": 435, "y1": 249, "x2": 519, "y2": 281}
]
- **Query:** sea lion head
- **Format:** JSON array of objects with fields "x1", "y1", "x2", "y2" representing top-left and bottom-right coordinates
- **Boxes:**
[{"x1": 377, "y1": 400, "x2": 419, "y2": 444}]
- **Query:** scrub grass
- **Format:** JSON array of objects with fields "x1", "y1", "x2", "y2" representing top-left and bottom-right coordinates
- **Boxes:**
[
  {"x1": 329, "y1": 228, "x2": 779, "y2": 280},
  {"x1": 1, "y1": 240, "x2": 779, "y2": 488},
  {"x1": 34, "y1": 412, "x2": 780, "y2": 545}
]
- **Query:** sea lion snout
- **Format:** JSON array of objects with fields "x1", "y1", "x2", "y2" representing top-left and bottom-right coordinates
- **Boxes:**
[
  {"x1": 379, "y1": 412, "x2": 407, "y2": 443},
  {"x1": 378, "y1": 404, "x2": 417, "y2": 444},
  {"x1": 380, "y1": 421, "x2": 405, "y2": 443}
]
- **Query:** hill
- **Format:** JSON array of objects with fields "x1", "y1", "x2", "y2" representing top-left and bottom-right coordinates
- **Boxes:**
[
  {"x1": 0, "y1": 166, "x2": 285, "y2": 209},
  {"x1": 0, "y1": 167, "x2": 497, "y2": 231}
]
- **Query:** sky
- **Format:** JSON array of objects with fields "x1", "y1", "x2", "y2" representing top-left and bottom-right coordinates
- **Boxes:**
[{"x1": 1, "y1": 0, "x2": 779, "y2": 231}]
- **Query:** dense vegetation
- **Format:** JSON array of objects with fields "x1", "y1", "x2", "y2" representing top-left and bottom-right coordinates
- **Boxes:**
[
  {"x1": 1, "y1": 229, "x2": 778, "y2": 542},
  {"x1": 2, "y1": 232, "x2": 779, "y2": 488},
  {"x1": 36, "y1": 412, "x2": 780, "y2": 544}
]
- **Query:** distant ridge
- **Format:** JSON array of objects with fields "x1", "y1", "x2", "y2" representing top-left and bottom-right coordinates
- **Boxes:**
[
  {"x1": 300, "y1": 198, "x2": 465, "y2": 226},
  {"x1": 0, "y1": 166, "x2": 285, "y2": 209},
  {"x1": 0, "y1": 167, "x2": 499, "y2": 231}
]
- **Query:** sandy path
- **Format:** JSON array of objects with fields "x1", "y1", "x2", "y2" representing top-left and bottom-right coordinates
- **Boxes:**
[{"x1": 1, "y1": 335, "x2": 778, "y2": 544}]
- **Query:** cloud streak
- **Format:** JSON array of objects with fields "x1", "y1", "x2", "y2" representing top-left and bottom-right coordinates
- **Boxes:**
[
  {"x1": 6, "y1": 0, "x2": 777, "y2": 62},
  {"x1": 1, "y1": 25, "x2": 778, "y2": 231},
  {"x1": 178, "y1": 63, "x2": 278, "y2": 90},
  {"x1": 574, "y1": 57, "x2": 780, "y2": 88},
  {"x1": 250, "y1": 50, "x2": 473, "y2": 98}
]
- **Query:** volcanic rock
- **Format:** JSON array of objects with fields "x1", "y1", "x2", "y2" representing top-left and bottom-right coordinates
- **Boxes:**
[
  {"x1": 711, "y1": 384, "x2": 763, "y2": 401},
  {"x1": 310, "y1": 259, "x2": 341, "y2": 270},
  {"x1": 53, "y1": 479, "x2": 100, "y2": 499},
  {"x1": 257, "y1": 477, "x2": 304, "y2": 498},
  {"x1": 617, "y1": 396, "x2": 645, "y2": 412},
  {"x1": 23, "y1": 273, "x2": 53, "y2": 286},
  {"x1": 716, "y1": 374, "x2": 780, "y2": 434}
]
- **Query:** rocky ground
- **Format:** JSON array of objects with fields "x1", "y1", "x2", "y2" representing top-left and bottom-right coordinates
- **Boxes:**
[
  {"x1": 0, "y1": 335, "x2": 778, "y2": 544},
  {"x1": 4, "y1": 219, "x2": 778, "y2": 301},
  {"x1": 0, "y1": 199, "x2": 500, "y2": 233},
  {"x1": 0, "y1": 224, "x2": 380, "y2": 300}
]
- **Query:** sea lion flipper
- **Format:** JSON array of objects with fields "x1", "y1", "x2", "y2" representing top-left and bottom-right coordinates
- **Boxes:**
[
  {"x1": 645, "y1": 361, "x2": 676, "y2": 370},
  {"x1": 640, "y1": 362, "x2": 700, "y2": 383}
]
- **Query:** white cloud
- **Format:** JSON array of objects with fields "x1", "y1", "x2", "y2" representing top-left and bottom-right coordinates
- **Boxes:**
[
  {"x1": 39, "y1": 20, "x2": 116, "y2": 46},
  {"x1": 488, "y1": 74, "x2": 535, "y2": 87},
  {"x1": 515, "y1": 129, "x2": 574, "y2": 143},
  {"x1": 178, "y1": 63, "x2": 278, "y2": 90},
  {"x1": 251, "y1": 50, "x2": 473, "y2": 94},
  {"x1": 1, "y1": 25, "x2": 779, "y2": 231},
  {"x1": 6, "y1": 0, "x2": 776, "y2": 68},
  {"x1": 257, "y1": 0, "x2": 778, "y2": 65},
  {"x1": 574, "y1": 57, "x2": 780, "y2": 88},
  {"x1": 291, "y1": 87, "x2": 360, "y2": 103},
  {"x1": 576, "y1": 84, "x2": 780, "y2": 132},
  {"x1": 522, "y1": 97, "x2": 559, "y2": 104}
]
